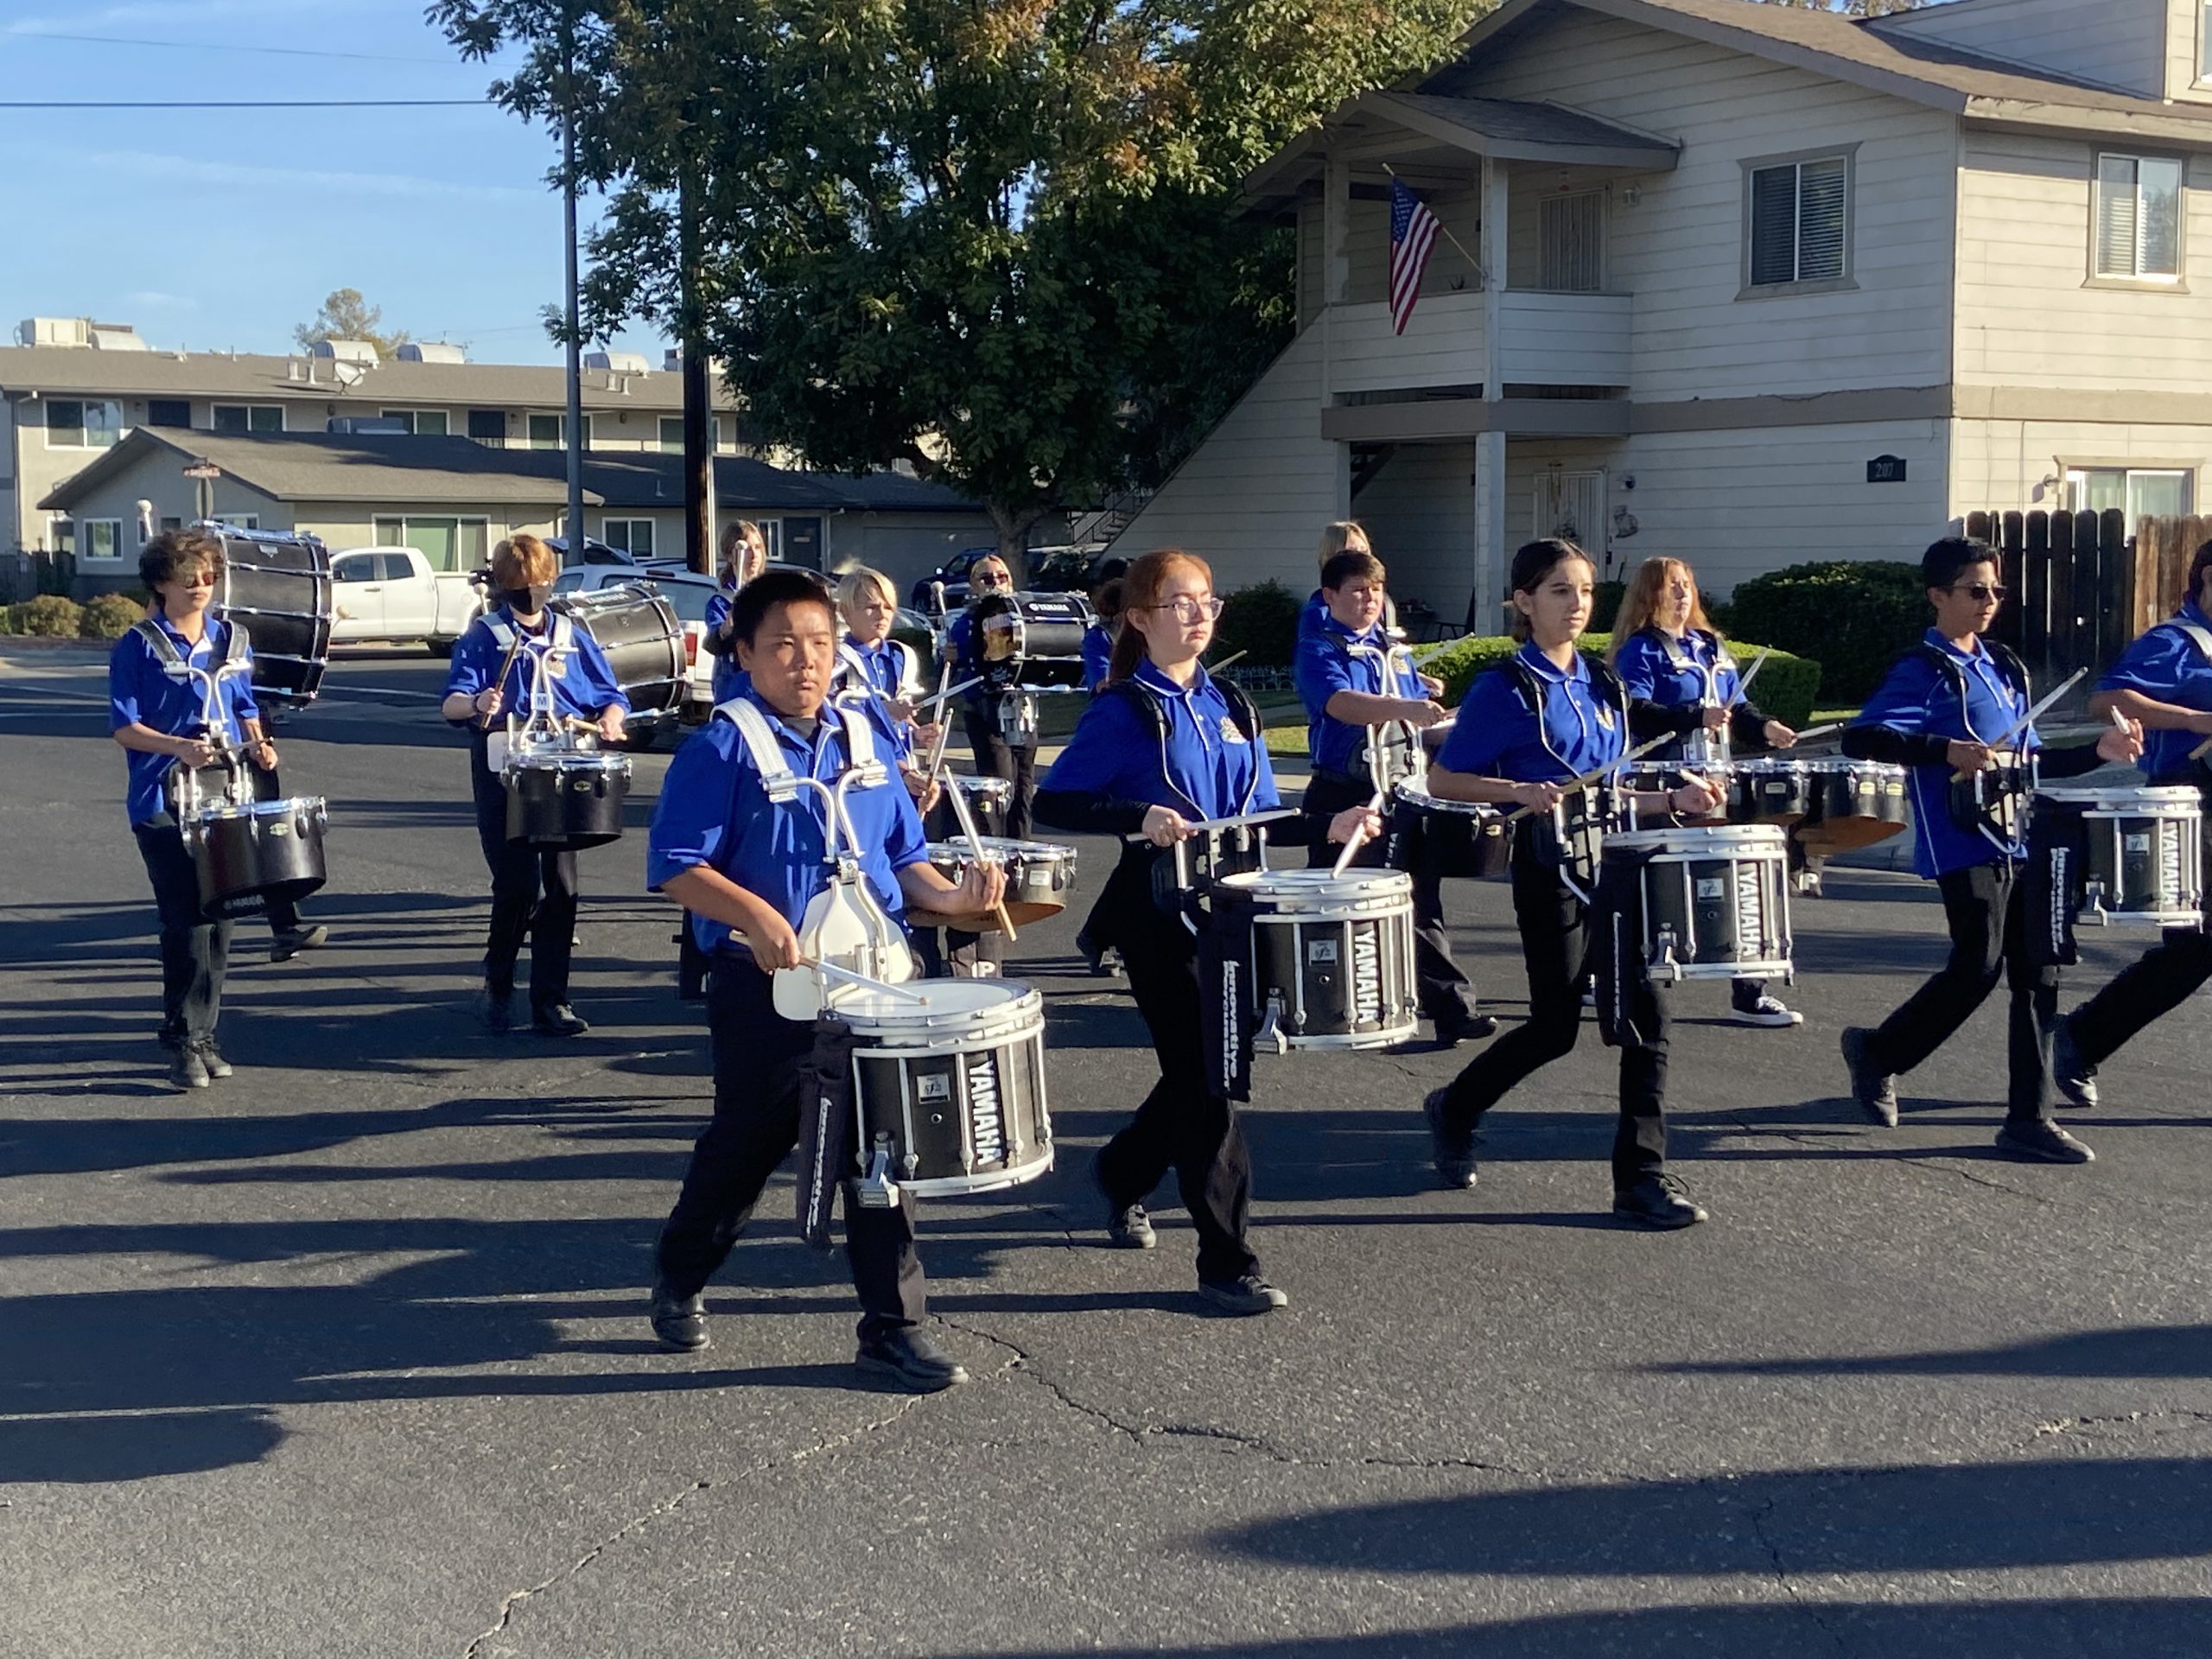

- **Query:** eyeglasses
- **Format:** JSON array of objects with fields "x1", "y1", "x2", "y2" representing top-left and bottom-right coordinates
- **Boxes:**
[
  {"x1": 971, "y1": 570, "x2": 1010, "y2": 588},
  {"x1": 1948, "y1": 582, "x2": 2009, "y2": 602},
  {"x1": 1147, "y1": 595, "x2": 1225, "y2": 623}
]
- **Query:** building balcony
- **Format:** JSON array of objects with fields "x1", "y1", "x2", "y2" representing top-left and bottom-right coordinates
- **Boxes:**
[{"x1": 1320, "y1": 289, "x2": 1632, "y2": 403}]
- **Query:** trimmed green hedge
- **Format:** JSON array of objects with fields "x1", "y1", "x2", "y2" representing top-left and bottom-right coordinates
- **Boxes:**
[
  {"x1": 13, "y1": 594, "x2": 84, "y2": 638},
  {"x1": 1213, "y1": 579, "x2": 1302, "y2": 669},
  {"x1": 79, "y1": 592, "x2": 147, "y2": 640},
  {"x1": 1416, "y1": 632, "x2": 1821, "y2": 730},
  {"x1": 1713, "y1": 560, "x2": 1925, "y2": 704}
]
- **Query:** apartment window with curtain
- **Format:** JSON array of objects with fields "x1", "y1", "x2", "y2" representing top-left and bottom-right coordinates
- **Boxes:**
[
  {"x1": 80, "y1": 519, "x2": 124, "y2": 563},
  {"x1": 467, "y1": 409, "x2": 505, "y2": 442},
  {"x1": 373, "y1": 515, "x2": 490, "y2": 572},
  {"x1": 213, "y1": 404, "x2": 283, "y2": 434},
  {"x1": 1537, "y1": 192, "x2": 1604, "y2": 291},
  {"x1": 2094, "y1": 154, "x2": 2183, "y2": 282},
  {"x1": 659, "y1": 416, "x2": 684, "y2": 454},
  {"x1": 1744, "y1": 152, "x2": 1851, "y2": 291},
  {"x1": 527, "y1": 413, "x2": 593, "y2": 449},
  {"x1": 379, "y1": 409, "x2": 450, "y2": 435},
  {"x1": 45, "y1": 399, "x2": 121, "y2": 448},
  {"x1": 2067, "y1": 467, "x2": 2191, "y2": 522},
  {"x1": 602, "y1": 518, "x2": 655, "y2": 557}
]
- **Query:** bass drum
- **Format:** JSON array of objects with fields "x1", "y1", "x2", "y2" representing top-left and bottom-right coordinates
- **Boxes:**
[
  {"x1": 210, "y1": 527, "x2": 333, "y2": 708},
  {"x1": 552, "y1": 583, "x2": 685, "y2": 722},
  {"x1": 970, "y1": 592, "x2": 1092, "y2": 690}
]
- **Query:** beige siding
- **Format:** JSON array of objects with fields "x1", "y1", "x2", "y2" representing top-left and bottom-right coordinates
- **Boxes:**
[
  {"x1": 1880, "y1": 0, "x2": 2168, "y2": 98},
  {"x1": 1298, "y1": 197, "x2": 1324, "y2": 327},
  {"x1": 1341, "y1": 186, "x2": 1481, "y2": 309},
  {"x1": 1107, "y1": 327, "x2": 1345, "y2": 594},
  {"x1": 1351, "y1": 442, "x2": 1481, "y2": 622},
  {"x1": 1949, "y1": 417, "x2": 2212, "y2": 514},
  {"x1": 1955, "y1": 133, "x2": 2212, "y2": 393},
  {"x1": 1443, "y1": 9, "x2": 1958, "y2": 404}
]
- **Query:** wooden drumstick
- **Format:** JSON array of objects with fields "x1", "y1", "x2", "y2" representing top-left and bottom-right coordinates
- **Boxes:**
[
  {"x1": 1501, "y1": 730, "x2": 1678, "y2": 823},
  {"x1": 941, "y1": 770, "x2": 1016, "y2": 941},
  {"x1": 480, "y1": 626, "x2": 526, "y2": 731},
  {"x1": 1330, "y1": 789, "x2": 1386, "y2": 878}
]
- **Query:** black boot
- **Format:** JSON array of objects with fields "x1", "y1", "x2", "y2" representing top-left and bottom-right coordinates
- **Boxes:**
[{"x1": 856, "y1": 1326, "x2": 968, "y2": 1392}]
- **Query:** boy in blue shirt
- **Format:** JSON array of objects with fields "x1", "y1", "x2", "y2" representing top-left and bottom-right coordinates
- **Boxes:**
[
  {"x1": 1839, "y1": 537, "x2": 2139, "y2": 1163},
  {"x1": 644, "y1": 569, "x2": 1005, "y2": 1391}
]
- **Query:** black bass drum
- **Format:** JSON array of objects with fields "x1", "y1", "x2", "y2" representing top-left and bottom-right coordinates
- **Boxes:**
[
  {"x1": 209, "y1": 525, "x2": 334, "y2": 708},
  {"x1": 551, "y1": 582, "x2": 685, "y2": 722}
]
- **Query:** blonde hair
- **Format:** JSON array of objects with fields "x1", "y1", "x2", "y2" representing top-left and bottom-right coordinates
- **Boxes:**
[
  {"x1": 1607, "y1": 557, "x2": 1718, "y2": 664},
  {"x1": 491, "y1": 532, "x2": 556, "y2": 588},
  {"x1": 1315, "y1": 521, "x2": 1370, "y2": 569},
  {"x1": 835, "y1": 565, "x2": 897, "y2": 622},
  {"x1": 719, "y1": 519, "x2": 767, "y2": 585}
]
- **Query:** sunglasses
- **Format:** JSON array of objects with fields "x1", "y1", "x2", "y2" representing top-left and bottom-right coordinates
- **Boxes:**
[{"x1": 1948, "y1": 582, "x2": 2009, "y2": 602}]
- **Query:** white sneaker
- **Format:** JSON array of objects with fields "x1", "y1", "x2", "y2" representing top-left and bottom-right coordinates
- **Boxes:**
[{"x1": 1728, "y1": 993, "x2": 1803, "y2": 1027}]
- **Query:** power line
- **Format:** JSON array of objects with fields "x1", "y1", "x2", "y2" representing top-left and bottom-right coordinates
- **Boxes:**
[
  {"x1": 2, "y1": 29, "x2": 463, "y2": 65},
  {"x1": 0, "y1": 98, "x2": 493, "y2": 109}
]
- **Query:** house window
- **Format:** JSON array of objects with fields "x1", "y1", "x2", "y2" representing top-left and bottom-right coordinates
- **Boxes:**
[
  {"x1": 2067, "y1": 467, "x2": 2191, "y2": 522},
  {"x1": 80, "y1": 519, "x2": 124, "y2": 563},
  {"x1": 213, "y1": 514, "x2": 260, "y2": 530},
  {"x1": 1538, "y1": 192, "x2": 1604, "y2": 292},
  {"x1": 213, "y1": 404, "x2": 283, "y2": 435},
  {"x1": 467, "y1": 408, "x2": 505, "y2": 442},
  {"x1": 717, "y1": 414, "x2": 735, "y2": 452},
  {"x1": 601, "y1": 518, "x2": 656, "y2": 557},
  {"x1": 2094, "y1": 154, "x2": 2183, "y2": 282},
  {"x1": 46, "y1": 399, "x2": 121, "y2": 448},
  {"x1": 380, "y1": 409, "x2": 450, "y2": 436},
  {"x1": 146, "y1": 398, "x2": 191, "y2": 429},
  {"x1": 659, "y1": 416, "x2": 685, "y2": 454},
  {"x1": 373, "y1": 515, "x2": 489, "y2": 572},
  {"x1": 1745, "y1": 154, "x2": 1850, "y2": 289},
  {"x1": 527, "y1": 413, "x2": 592, "y2": 448}
]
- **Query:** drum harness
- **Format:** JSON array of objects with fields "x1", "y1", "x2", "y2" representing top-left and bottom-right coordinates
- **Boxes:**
[
  {"x1": 1646, "y1": 626, "x2": 1741, "y2": 772},
  {"x1": 1915, "y1": 639, "x2": 2039, "y2": 861},
  {"x1": 135, "y1": 617, "x2": 256, "y2": 823},
  {"x1": 1500, "y1": 651, "x2": 1636, "y2": 905}
]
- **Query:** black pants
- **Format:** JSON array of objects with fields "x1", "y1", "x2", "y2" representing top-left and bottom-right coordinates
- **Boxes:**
[
  {"x1": 1436, "y1": 855, "x2": 1669, "y2": 1190},
  {"x1": 1301, "y1": 773, "x2": 1475, "y2": 1022},
  {"x1": 963, "y1": 705, "x2": 1036, "y2": 842},
  {"x1": 1865, "y1": 860, "x2": 2056, "y2": 1123},
  {"x1": 246, "y1": 764, "x2": 304, "y2": 934},
  {"x1": 1097, "y1": 870, "x2": 1259, "y2": 1282},
  {"x1": 134, "y1": 817, "x2": 232, "y2": 1046},
  {"x1": 912, "y1": 791, "x2": 1003, "y2": 978},
  {"x1": 655, "y1": 959, "x2": 925, "y2": 1337},
  {"x1": 470, "y1": 747, "x2": 577, "y2": 1008},
  {"x1": 2066, "y1": 925, "x2": 2212, "y2": 1070}
]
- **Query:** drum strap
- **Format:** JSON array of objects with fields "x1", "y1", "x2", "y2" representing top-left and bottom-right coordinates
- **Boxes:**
[
  {"x1": 2164, "y1": 620, "x2": 2212, "y2": 665},
  {"x1": 715, "y1": 696, "x2": 880, "y2": 787},
  {"x1": 1651, "y1": 626, "x2": 1735, "y2": 685},
  {"x1": 1914, "y1": 640, "x2": 2031, "y2": 740},
  {"x1": 1103, "y1": 676, "x2": 1266, "y2": 821},
  {"x1": 794, "y1": 1014, "x2": 858, "y2": 1249},
  {"x1": 484, "y1": 613, "x2": 577, "y2": 673},
  {"x1": 132, "y1": 615, "x2": 251, "y2": 677}
]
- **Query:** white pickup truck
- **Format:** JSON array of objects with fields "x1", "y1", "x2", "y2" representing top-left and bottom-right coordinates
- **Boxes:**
[{"x1": 327, "y1": 546, "x2": 486, "y2": 656}]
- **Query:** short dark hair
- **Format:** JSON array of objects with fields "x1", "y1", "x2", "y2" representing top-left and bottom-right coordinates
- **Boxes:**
[
  {"x1": 2189, "y1": 538, "x2": 2212, "y2": 606},
  {"x1": 1923, "y1": 536, "x2": 1996, "y2": 592},
  {"x1": 1320, "y1": 550, "x2": 1387, "y2": 591},
  {"x1": 1094, "y1": 557, "x2": 1128, "y2": 583},
  {"x1": 141, "y1": 526, "x2": 226, "y2": 594},
  {"x1": 731, "y1": 567, "x2": 835, "y2": 645}
]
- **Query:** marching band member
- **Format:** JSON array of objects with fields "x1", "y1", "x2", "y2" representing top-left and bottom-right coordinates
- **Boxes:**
[
  {"x1": 1421, "y1": 538, "x2": 1722, "y2": 1229},
  {"x1": 1081, "y1": 576, "x2": 1122, "y2": 693},
  {"x1": 1610, "y1": 556, "x2": 1802, "y2": 1028},
  {"x1": 834, "y1": 566, "x2": 939, "y2": 808},
  {"x1": 2053, "y1": 539, "x2": 2212, "y2": 1106},
  {"x1": 1837, "y1": 537, "x2": 2139, "y2": 1161},
  {"x1": 440, "y1": 533, "x2": 629, "y2": 1038},
  {"x1": 1035, "y1": 547, "x2": 1377, "y2": 1313},
  {"x1": 944, "y1": 553, "x2": 1039, "y2": 840},
  {"x1": 1294, "y1": 546, "x2": 1488, "y2": 1043},
  {"x1": 644, "y1": 568, "x2": 1005, "y2": 1389},
  {"x1": 702, "y1": 519, "x2": 769, "y2": 705},
  {"x1": 110, "y1": 528, "x2": 274, "y2": 1090}
]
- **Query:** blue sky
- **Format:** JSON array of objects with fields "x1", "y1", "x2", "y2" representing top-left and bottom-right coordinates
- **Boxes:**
[{"x1": 0, "y1": 0, "x2": 664, "y2": 365}]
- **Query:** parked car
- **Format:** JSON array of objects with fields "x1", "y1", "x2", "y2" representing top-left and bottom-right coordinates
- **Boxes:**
[
  {"x1": 327, "y1": 546, "x2": 486, "y2": 657},
  {"x1": 549, "y1": 565, "x2": 717, "y2": 736},
  {"x1": 910, "y1": 544, "x2": 1097, "y2": 612}
]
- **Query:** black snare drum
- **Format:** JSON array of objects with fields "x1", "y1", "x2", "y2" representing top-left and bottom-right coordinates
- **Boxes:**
[
  {"x1": 2030, "y1": 785, "x2": 2204, "y2": 929},
  {"x1": 1726, "y1": 759, "x2": 1810, "y2": 824},
  {"x1": 1211, "y1": 869, "x2": 1421, "y2": 1051},
  {"x1": 1390, "y1": 783, "x2": 1510, "y2": 879},
  {"x1": 1948, "y1": 756, "x2": 2032, "y2": 850},
  {"x1": 1601, "y1": 824, "x2": 1793, "y2": 982},
  {"x1": 504, "y1": 749, "x2": 631, "y2": 848},
  {"x1": 971, "y1": 592, "x2": 1091, "y2": 691},
  {"x1": 188, "y1": 796, "x2": 329, "y2": 918},
  {"x1": 553, "y1": 583, "x2": 684, "y2": 721},
  {"x1": 210, "y1": 527, "x2": 333, "y2": 708}
]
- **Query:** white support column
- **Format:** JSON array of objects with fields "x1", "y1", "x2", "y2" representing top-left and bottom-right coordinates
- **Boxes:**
[
  {"x1": 1322, "y1": 144, "x2": 1351, "y2": 421},
  {"x1": 1473, "y1": 430, "x2": 1508, "y2": 635},
  {"x1": 1479, "y1": 154, "x2": 1508, "y2": 400}
]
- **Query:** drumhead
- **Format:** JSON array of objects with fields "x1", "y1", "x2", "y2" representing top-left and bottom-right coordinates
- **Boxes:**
[
  {"x1": 1797, "y1": 758, "x2": 1899, "y2": 779},
  {"x1": 1219, "y1": 868, "x2": 1413, "y2": 901},
  {"x1": 194, "y1": 795, "x2": 327, "y2": 823},
  {"x1": 1391, "y1": 783, "x2": 1491, "y2": 817},
  {"x1": 1731, "y1": 760, "x2": 1804, "y2": 777},
  {"x1": 507, "y1": 751, "x2": 632, "y2": 779},
  {"x1": 928, "y1": 836, "x2": 1074, "y2": 864},
  {"x1": 834, "y1": 976, "x2": 1042, "y2": 1032},
  {"x1": 2035, "y1": 784, "x2": 2203, "y2": 813},
  {"x1": 1608, "y1": 823, "x2": 1788, "y2": 858}
]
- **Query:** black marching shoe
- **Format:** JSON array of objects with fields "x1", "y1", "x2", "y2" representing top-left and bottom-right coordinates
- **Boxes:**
[
  {"x1": 1840, "y1": 1026, "x2": 1898, "y2": 1128},
  {"x1": 475, "y1": 985, "x2": 514, "y2": 1033},
  {"x1": 648, "y1": 1284, "x2": 709, "y2": 1351},
  {"x1": 1432, "y1": 1006, "x2": 1499, "y2": 1048},
  {"x1": 1422, "y1": 1088, "x2": 1478, "y2": 1190},
  {"x1": 193, "y1": 1039, "x2": 233, "y2": 1080},
  {"x1": 270, "y1": 924, "x2": 328, "y2": 963},
  {"x1": 532, "y1": 1003, "x2": 591, "y2": 1038},
  {"x1": 1613, "y1": 1173, "x2": 1710, "y2": 1230},
  {"x1": 2052, "y1": 1019, "x2": 2099, "y2": 1109},
  {"x1": 1198, "y1": 1274, "x2": 1289, "y2": 1315},
  {"x1": 856, "y1": 1326, "x2": 969, "y2": 1393},
  {"x1": 1728, "y1": 988, "x2": 1803, "y2": 1028},
  {"x1": 168, "y1": 1045, "x2": 211, "y2": 1091},
  {"x1": 1106, "y1": 1204, "x2": 1157, "y2": 1250},
  {"x1": 1995, "y1": 1118, "x2": 2095, "y2": 1165}
]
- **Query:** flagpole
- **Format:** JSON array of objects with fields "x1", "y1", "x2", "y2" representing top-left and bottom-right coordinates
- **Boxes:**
[{"x1": 1382, "y1": 162, "x2": 1488, "y2": 286}]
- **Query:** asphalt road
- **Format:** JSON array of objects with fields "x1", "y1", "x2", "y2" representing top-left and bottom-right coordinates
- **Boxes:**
[{"x1": 3, "y1": 643, "x2": 2209, "y2": 1658}]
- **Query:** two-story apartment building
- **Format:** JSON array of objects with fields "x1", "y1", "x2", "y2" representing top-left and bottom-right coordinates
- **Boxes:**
[
  {"x1": 0, "y1": 321, "x2": 748, "y2": 557},
  {"x1": 1115, "y1": 0, "x2": 2212, "y2": 627}
]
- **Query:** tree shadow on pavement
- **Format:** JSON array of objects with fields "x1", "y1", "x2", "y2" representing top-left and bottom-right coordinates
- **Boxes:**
[{"x1": 1642, "y1": 1321, "x2": 2212, "y2": 1381}]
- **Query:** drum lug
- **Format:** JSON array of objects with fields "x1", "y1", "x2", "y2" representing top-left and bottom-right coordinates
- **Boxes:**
[
  {"x1": 1654, "y1": 925, "x2": 1684, "y2": 984},
  {"x1": 855, "y1": 1139, "x2": 903, "y2": 1210},
  {"x1": 2082, "y1": 880, "x2": 2111, "y2": 925},
  {"x1": 1256, "y1": 991, "x2": 1288, "y2": 1056}
]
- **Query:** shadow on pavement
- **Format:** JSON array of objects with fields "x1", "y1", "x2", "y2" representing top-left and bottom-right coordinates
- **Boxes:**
[{"x1": 1643, "y1": 1322, "x2": 2212, "y2": 1380}]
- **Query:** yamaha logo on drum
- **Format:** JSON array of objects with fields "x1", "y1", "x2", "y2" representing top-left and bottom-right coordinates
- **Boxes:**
[
  {"x1": 964, "y1": 1054, "x2": 1007, "y2": 1166},
  {"x1": 1352, "y1": 925, "x2": 1382, "y2": 1026},
  {"x1": 1735, "y1": 864, "x2": 1762, "y2": 956}
]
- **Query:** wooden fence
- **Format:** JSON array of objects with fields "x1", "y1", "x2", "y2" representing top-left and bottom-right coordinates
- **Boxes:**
[{"x1": 1961, "y1": 509, "x2": 2209, "y2": 684}]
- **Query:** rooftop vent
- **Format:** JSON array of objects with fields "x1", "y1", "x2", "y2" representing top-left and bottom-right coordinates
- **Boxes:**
[
  {"x1": 396, "y1": 341, "x2": 467, "y2": 365},
  {"x1": 17, "y1": 316, "x2": 92, "y2": 348},
  {"x1": 584, "y1": 349, "x2": 651, "y2": 374},
  {"x1": 308, "y1": 339, "x2": 380, "y2": 365},
  {"x1": 87, "y1": 324, "x2": 149, "y2": 351}
]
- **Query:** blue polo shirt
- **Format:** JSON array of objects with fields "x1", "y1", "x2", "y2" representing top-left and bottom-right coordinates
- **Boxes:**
[
  {"x1": 1854, "y1": 628, "x2": 2038, "y2": 878},
  {"x1": 1043, "y1": 658, "x2": 1281, "y2": 820},
  {"x1": 1295, "y1": 611, "x2": 1424, "y2": 779},
  {"x1": 703, "y1": 587, "x2": 747, "y2": 705},
  {"x1": 1613, "y1": 626, "x2": 1743, "y2": 713},
  {"x1": 1082, "y1": 623, "x2": 1113, "y2": 691},
  {"x1": 108, "y1": 615, "x2": 261, "y2": 825},
  {"x1": 444, "y1": 607, "x2": 628, "y2": 724},
  {"x1": 1435, "y1": 645, "x2": 1623, "y2": 784},
  {"x1": 648, "y1": 691, "x2": 929, "y2": 960},
  {"x1": 836, "y1": 634, "x2": 918, "y2": 760},
  {"x1": 2097, "y1": 600, "x2": 2212, "y2": 784}
]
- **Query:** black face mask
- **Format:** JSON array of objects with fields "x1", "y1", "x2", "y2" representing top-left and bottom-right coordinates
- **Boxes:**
[{"x1": 500, "y1": 584, "x2": 551, "y2": 613}]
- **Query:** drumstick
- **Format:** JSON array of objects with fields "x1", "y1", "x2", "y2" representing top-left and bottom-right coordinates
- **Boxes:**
[
  {"x1": 940, "y1": 768, "x2": 1017, "y2": 942},
  {"x1": 480, "y1": 626, "x2": 526, "y2": 731},
  {"x1": 1330, "y1": 789, "x2": 1386, "y2": 878},
  {"x1": 1951, "y1": 666, "x2": 2085, "y2": 781},
  {"x1": 1205, "y1": 649, "x2": 1247, "y2": 674},
  {"x1": 1501, "y1": 730, "x2": 1680, "y2": 823},
  {"x1": 812, "y1": 958, "x2": 930, "y2": 1004},
  {"x1": 1792, "y1": 721, "x2": 1843, "y2": 742},
  {"x1": 1119, "y1": 807, "x2": 1300, "y2": 843},
  {"x1": 920, "y1": 659, "x2": 957, "y2": 785}
]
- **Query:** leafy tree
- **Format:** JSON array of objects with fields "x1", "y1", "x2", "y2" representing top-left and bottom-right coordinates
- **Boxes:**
[
  {"x1": 433, "y1": 0, "x2": 1482, "y2": 558},
  {"x1": 293, "y1": 288, "x2": 411, "y2": 358}
]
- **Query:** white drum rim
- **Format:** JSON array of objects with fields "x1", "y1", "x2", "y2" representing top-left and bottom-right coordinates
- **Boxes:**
[
  {"x1": 1732, "y1": 759, "x2": 1807, "y2": 773},
  {"x1": 1390, "y1": 783, "x2": 1500, "y2": 818},
  {"x1": 2036, "y1": 785, "x2": 2204, "y2": 810},
  {"x1": 1275, "y1": 1019, "x2": 1421, "y2": 1052},
  {"x1": 507, "y1": 753, "x2": 632, "y2": 775},
  {"x1": 927, "y1": 837, "x2": 1077, "y2": 862},
  {"x1": 1608, "y1": 823, "x2": 1789, "y2": 855},
  {"x1": 1220, "y1": 868, "x2": 1413, "y2": 898},
  {"x1": 194, "y1": 794, "x2": 327, "y2": 820},
  {"x1": 834, "y1": 978, "x2": 1044, "y2": 1033},
  {"x1": 1797, "y1": 758, "x2": 1904, "y2": 776},
  {"x1": 897, "y1": 1150, "x2": 1057, "y2": 1198}
]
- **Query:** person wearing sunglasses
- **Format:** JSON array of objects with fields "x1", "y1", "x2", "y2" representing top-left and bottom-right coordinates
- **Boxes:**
[
  {"x1": 2051, "y1": 537, "x2": 2212, "y2": 1109},
  {"x1": 939, "y1": 554, "x2": 1039, "y2": 842},
  {"x1": 1839, "y1": 536, "x2": 2139, "y2": 1163}
]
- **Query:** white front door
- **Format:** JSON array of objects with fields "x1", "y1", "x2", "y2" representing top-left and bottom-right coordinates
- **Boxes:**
[{"x1": 1534, "y1": 471, "x2": 1605, "y2": 552}]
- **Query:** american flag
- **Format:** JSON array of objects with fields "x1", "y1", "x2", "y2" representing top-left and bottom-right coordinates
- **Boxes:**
[{"x1": 1389, "y1": 177, "x2": 1440, "y2": 335}]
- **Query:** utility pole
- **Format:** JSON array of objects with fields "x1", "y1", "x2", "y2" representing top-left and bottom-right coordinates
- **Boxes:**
[
  {"x1": 561, "y1": 3, "x2": 586, "y2": 561},
  {"x1": 679, "y1": 168, "x2": 714, "y2": 577}
]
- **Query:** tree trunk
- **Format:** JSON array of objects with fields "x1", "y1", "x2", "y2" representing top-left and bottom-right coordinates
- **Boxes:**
[{"x1": 986, "y1": 502, "x2": 1048, "y2": 583}]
